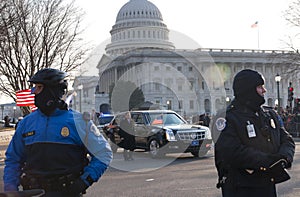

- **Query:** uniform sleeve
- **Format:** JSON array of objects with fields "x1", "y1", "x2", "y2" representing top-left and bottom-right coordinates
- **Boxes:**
[
  {"x1": 75, "y1": 118, "x2": 113, "y2": 184},
  {"x1": 215, "y1": 114, "x2": 278, "y2": 171},
  {"x1": 270, "y1": 110, "x2": 295, "y2": 163},
  {"x1": 3, "y1": 122, "x2": 26, "y2": 191},
  {"x1": 278, "y1": 127, "x2": 295, "y2": 163},
  {"x1": 83, "y1": 121, "x2": 113, "y2": 183}
]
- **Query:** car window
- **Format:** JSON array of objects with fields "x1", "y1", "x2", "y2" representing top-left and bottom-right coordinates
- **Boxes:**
[
  {"x1": 149, "y1": 113, "x2": 185, "y2": 125},
  {"x1": 149, "y1": 114, "x2": 163, "y2": 125},
  {"x1": 164, "y1": 113, "x2": 185, "y2": 125},
  {"x1": 132, "y1": 114, "x2": 144, "y2": 124}
]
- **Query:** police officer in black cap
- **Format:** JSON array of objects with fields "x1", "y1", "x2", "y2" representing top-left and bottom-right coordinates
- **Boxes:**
[
  {"x1": 215, "y1": 69, "x2": 295, "y2": 197},
  {"x1": 4, "y1": 68, "x2": 112, "y2": 196}
]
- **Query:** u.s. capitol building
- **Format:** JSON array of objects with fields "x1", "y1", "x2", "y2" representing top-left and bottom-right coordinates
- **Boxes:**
[{"x1": 74, "y1": 0, "x2": 300, "y2": 118}]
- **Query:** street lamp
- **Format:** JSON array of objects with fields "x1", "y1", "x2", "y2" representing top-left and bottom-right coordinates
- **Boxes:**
[
  {"x1": 166, "y1": 100, "x2": 170, "y2": 110},
  {"x1": 13, "y1": 106, "x2": 16, "y2": 123},
  {"x1": 78, "y1": 84, "x2": 83, "y2": 113},
  {"x1": 1, "y1": 105, "x2": 4, "y2": 120},
  {"x1": 275, "y1": 73, "x2": 281, "y2": 114}
]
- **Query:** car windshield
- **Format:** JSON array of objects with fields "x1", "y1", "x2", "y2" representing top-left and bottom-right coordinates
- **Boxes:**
[
  {"x1": 99, "y1": 115, "x2": 114, "y2": 125},
  {"x1": 149, "y1": 113, "x2": 185, "y2": 125}
]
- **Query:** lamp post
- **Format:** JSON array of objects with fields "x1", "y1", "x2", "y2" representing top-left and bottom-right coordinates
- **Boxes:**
[
  {"x1": 13, "y1": 106, "x2": 16, "y2": 123},
  {"x1": 166, "y1": 100, "x2": 171, "y2": 110},
  {"x1": 78, "y1": 84, "x2": 83, "y2": 113},
  {"x1": 275, "y1": 74, "x2": 281, "y2": 114},
  {"x1": 1, "y1": 105, "x2": 3, "y2": 120}
]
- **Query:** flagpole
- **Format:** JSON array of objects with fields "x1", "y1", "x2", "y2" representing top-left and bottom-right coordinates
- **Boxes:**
[
  {"x1": 251, "y1": 21, "x2": 259, "y2": 49},
  {"x1": 257, "y1": 26, "x2": 260, "y2": 49}
]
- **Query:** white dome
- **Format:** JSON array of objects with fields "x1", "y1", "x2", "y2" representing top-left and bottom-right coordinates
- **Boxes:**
[
  {"x1": 116, "y1": 0, "x2": 163, "y2": 22},
  {"x1": 106, "y1": 0, "x2": 174, "y2": 56}
]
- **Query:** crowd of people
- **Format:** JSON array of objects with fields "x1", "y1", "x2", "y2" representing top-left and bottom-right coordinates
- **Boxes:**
[{"x1": 277, "y1": 103, "x2": 300, "y2": 137}]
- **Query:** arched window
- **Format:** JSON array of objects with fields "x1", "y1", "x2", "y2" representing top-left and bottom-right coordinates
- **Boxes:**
[{"x1": 204, "y1": 99, "x2": 211, "y2": 113}]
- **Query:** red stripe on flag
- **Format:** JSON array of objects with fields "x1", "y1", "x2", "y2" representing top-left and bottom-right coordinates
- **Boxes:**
[
  {"x1": 251, "y1": 21, "x2": 258, "y2": 28},
  {"x1": 30, "y1": 105, "x2": 38, "y2": 112},
  {"x1": 16, "y1": 89, "x2": 35, "y2": 106}
]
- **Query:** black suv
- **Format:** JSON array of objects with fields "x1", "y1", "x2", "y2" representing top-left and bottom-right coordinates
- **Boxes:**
[{"x1": 103, "y1": 110, "x2": 213, "y2": 158}]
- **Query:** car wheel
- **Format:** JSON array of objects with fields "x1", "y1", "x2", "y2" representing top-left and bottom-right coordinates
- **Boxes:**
[{"x1": 149, "y1": 139, "x2": 161, "y2": 158}]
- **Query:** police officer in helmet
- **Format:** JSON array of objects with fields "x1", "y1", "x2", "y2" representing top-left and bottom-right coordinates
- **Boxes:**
[
  {"x1": 28, "y1": 68, "x2": 69, "y2": 115},
  {"x1": 215, "y1": 69, "x2": 295, "y2": 197},
  {"x1": 4, "y1": 68, "x2": 113, "y2": 196}
]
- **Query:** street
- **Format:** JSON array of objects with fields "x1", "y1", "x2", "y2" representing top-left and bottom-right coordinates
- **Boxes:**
[
  {"x1": 84, "y1": 143, "x2": 300, "y2": 197},
  {"x1": 0, "y1": 136, "x2": 299, "y2": 196}
]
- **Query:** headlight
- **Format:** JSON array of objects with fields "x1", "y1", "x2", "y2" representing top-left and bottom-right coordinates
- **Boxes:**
[
  {"x1": 165, "y1": 128, "x2": 177, "y2": 141},
  {"x1": 206, "y1": 128, "x2": 212, "y2": 139}
]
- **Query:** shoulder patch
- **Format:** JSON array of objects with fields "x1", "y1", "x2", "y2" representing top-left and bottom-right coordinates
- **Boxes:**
[
  {"x1": 215, "y1": 117, "x2": 226, "y2": 131},
  {"x1": 90, "y1": 123, "x2": 101, "y2": 136}
]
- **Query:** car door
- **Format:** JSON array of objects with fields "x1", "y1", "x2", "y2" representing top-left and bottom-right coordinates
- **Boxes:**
[{"x1": 131, "y1": 112, "x2": 149, "y2": 148}]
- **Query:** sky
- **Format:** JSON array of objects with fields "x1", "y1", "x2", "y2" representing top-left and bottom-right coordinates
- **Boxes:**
[
  {"x1": 75, "y1": 0, "x2": 295, "y2": 51},
  {"x1": 0, "y1": 0, "x2": 296, "y2": 104}
]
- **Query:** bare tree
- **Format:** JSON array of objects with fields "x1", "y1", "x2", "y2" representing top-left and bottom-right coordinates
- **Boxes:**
[
  {"x1": 277, "y1": 0, "x2": 300, "y2": 75},
  {"x1": 0, "y1": 0, "x2": 88, "y2": 114},
  {"x1": 283, "y1": 0, "x2": 300, "y2": 50}
]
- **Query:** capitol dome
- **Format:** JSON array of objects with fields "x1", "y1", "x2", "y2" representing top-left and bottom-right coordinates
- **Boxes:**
[
  {"x1": 105, "y1": 0, "x2": 174, "y2": 56},
  {"x1": 116, "y1": 0, "x2": 163, "y2": 22}
]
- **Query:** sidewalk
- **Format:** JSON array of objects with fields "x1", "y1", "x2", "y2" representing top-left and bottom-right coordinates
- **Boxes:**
[{"x1": 0, "y1": 130, "x2": 14, "y2": 160}]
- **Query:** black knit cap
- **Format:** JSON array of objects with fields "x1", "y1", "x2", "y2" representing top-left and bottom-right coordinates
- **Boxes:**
[
  {"x1": 233, "y1": 69, "x2": 264, "y2": 98},
  {"x1": 233, "y1": 69, "x2": 265, "y2": 111}
]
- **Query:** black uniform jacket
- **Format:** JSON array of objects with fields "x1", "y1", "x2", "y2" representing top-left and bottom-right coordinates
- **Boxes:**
[
  {"x1": 118, "y1": 118, "x2": 135, "y2": 150},
  {"x1": 215, "y1": 102, "x2": 295, "y2": 188}
]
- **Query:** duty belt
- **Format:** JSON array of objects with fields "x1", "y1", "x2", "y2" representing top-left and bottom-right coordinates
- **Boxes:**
[{"x1": 21, "y1": 172, "x2": 82, "y2": 192}]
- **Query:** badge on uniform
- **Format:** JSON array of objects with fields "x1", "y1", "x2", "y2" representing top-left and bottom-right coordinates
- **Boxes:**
[
  {"x1": 61, "y1": 127, "x2": 70, "y2": 137},
  {"x1": 246, "y1": 121, "x2": 256, "y2": 138}
]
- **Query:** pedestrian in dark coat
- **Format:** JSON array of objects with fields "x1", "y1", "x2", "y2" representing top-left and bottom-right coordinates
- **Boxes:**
[
  {"x1": 119, "y1": 111, "x2": 135, "y2": 160},
  {"x1": 215, "y1": 69, "x2": 295, "y2": 197}
]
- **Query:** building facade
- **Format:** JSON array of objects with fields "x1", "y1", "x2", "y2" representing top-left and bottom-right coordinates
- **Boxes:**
[{"x1": 72, "y1": 76, "x2": 99, "y2": 113}]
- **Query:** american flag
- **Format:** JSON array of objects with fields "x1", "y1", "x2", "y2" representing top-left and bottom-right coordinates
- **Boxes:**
[
  {"x1": 16, "y1": 89, "x2": 35, "y2": 107},
  {"x1": 251, "y1": 21, "x2": 258, "y2": 28}
]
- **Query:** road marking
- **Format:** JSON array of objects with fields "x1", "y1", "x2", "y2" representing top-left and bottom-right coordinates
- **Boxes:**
[{"x1": 145, "y1": 179, "x2": 154, "y2": 182}]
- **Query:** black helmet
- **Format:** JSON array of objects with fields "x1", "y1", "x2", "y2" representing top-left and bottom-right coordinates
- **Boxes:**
[{"x1": 29, "y1": 68, "x2": 68, "y2": 86}]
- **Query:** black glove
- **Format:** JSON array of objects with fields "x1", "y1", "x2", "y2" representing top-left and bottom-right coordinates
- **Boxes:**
[
  {"x1": 273, "y1": 154, "x2": 292, "y2": 169},
  {"x1": 268, "y1": 158, "x2": 291, "y2": 184},
  {"x1": 64, "y1": 178, "x2": 88, "y2": 195},
  {"x1": 266, "y1": 154, "x2": 282, "y2": 166},
  {"x1": 283, "y1": 157, "x2": 292, "y2": 169},
  {"x1": 269, "y1": 158, "x2": 288, "y2": 169}
]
